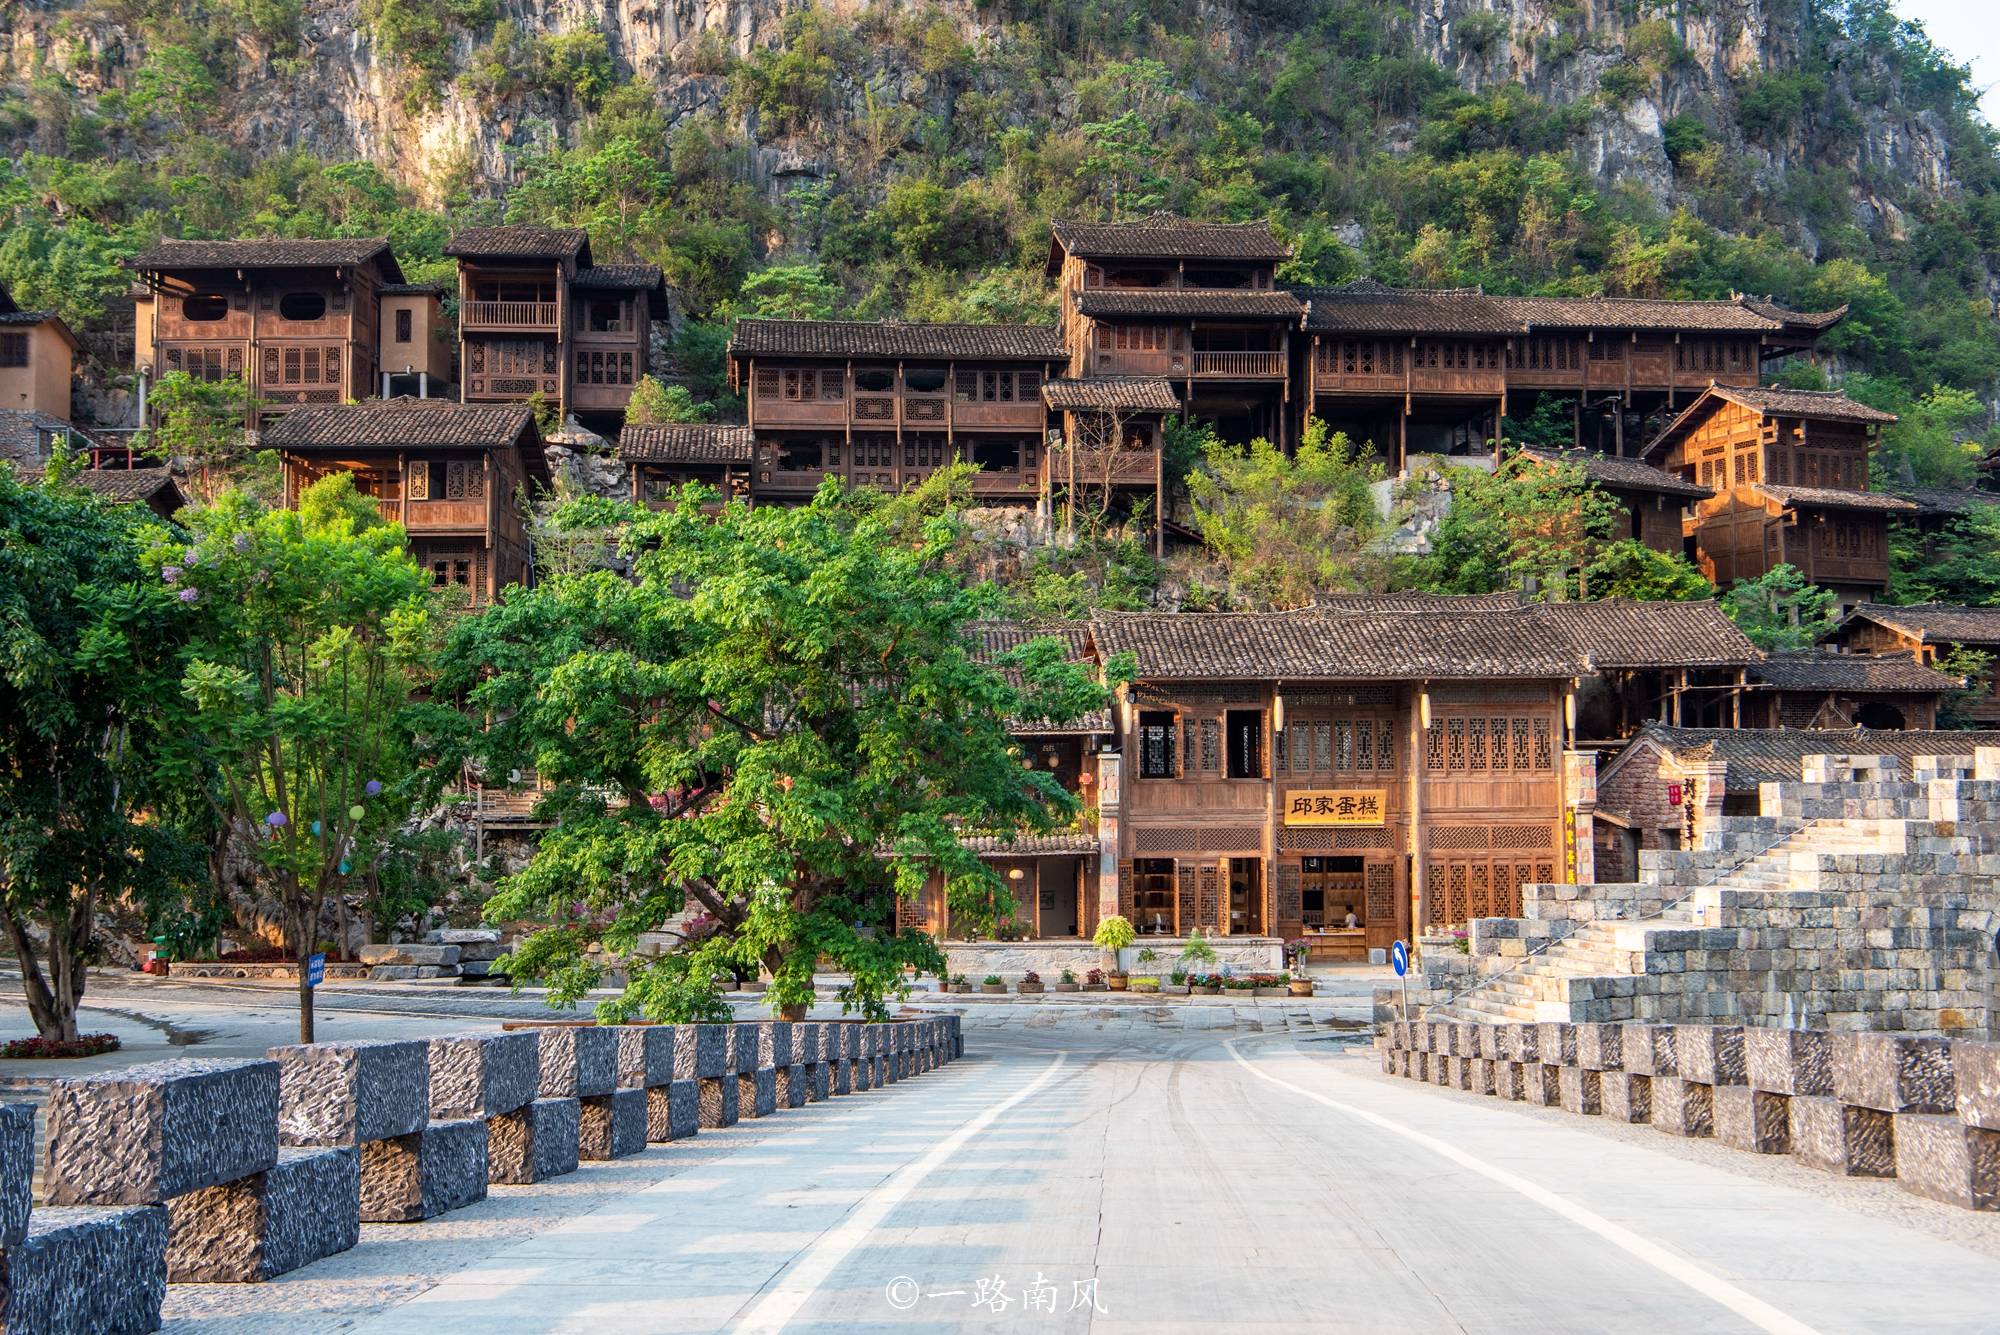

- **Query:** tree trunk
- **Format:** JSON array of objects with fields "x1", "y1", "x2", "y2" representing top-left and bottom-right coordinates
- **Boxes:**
[
  {"x1": 292, "y1": 889, "x2": 318, "y2": 1045},
  {"x1": 3, "y1": 907, "x2": 82, "y2": 1043}
]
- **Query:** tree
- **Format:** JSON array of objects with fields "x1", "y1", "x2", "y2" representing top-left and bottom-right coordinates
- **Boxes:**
[
  {"x1": 167, "y1": 474, "x2": 433, "y2": 1041},
  {"x1": 626, "y1": 375, "x2": 714, "y2": 426},
  {"x1": 1583, "y1": 540, "x2": 1715, "y2": 602},
  {"x1": 0, "y1": 464, "x2": 201, "y2": 1040},
  {"x1": 1185, "y1": 419, "x2": 1387, "y2": 609},
  {"x1": 438, "y1": 481, "x2": 1112, "y2": 1023},
  {"x1": 1890, "y1": 502, "x2": 2000, "y2": 606},
  {"x1": 1719, "y1": 565, "x2": 1839, "y2": 650},
  {"x1": 1868, "y1": 385, "x2": 1990, "y2": 489},
  {"x1": 737, "y1": 262, "x2": 841, "y2": 319},
  {"x1": 1413, "y1": 451, "x2": 1621, "y2": 598},
  {"x1": 139, "y1": 372, "x2": 260, "y2": 503}
]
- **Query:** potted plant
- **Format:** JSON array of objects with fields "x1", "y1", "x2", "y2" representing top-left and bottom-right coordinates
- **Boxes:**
[
  {"x1": 1180, "y1": 928, "x2": 1219, "y2": 979},
  {"x1": 1130, "y1": 975, "x2": 1160, "y2": 993},
  {"x1": 1093, "y1": 914, "x2": 1135, "y2": 989},
  {"x1": 1053, "y1": 968, "x2": 1080, "y2": 994},
  {"x1": 1018, "y1": 970, "x2": 1045, "y2": 995},
  {"x1": 1223, "y1": 975, "x2": 1256, "y2": 993},
  {"x1": 946, "y1": 973, "x2": 971, "y2": 995},
  {"x1": 1192, "y1": 972, "x2": 1223, "y2": 996},
  {"x1": 1164, "y1": 968, "x2": 1190, "y2": 996},
  {"x1": 980, "y1": 974, "x2": 1007, "y2": 994},
  {"x1": 1254, "y1": 972, "x2": 1289, "y2": 998},
  {"x1": 1083, "y1": 967, "x2": 1107, "y2": 992}
]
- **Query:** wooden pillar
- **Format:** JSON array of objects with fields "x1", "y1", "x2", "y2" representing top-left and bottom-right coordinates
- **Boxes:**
[{"x1": 1409, "y1": 685, "x2": 1428, "y2": 945}]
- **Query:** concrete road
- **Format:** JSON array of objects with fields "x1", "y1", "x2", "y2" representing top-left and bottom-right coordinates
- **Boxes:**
[{"x1": 145, "y1": 1004, "x2": 2000, "y2": 1335}]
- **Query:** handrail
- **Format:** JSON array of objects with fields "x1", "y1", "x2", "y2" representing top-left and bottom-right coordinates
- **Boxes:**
[{"x1": 1417, "y1": 821, "x2": 1806, "y2": 1020}]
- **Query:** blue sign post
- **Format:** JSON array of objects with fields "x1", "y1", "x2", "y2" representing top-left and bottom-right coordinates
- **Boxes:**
[
  {"x1": 1391, "y1": 940, "x2": 1410, "y2": 1021},
  {"x1": 306, "y1": 953, "x2": 326, "y2": 989}
]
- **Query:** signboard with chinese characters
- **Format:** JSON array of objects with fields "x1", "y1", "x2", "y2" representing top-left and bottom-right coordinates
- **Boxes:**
[{"x1": 1282, "y1": 789, "x2": 1387, "y2": 826}]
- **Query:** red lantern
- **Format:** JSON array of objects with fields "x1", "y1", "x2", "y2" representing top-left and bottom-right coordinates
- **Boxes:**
[{"x1": 1666, "y1": 782, "x2": 1684, "y2": 806}]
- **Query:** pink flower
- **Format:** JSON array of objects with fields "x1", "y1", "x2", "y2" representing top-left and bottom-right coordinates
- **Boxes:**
[{"x1": 178, "y1": 588, "x2": 199, "y2": 603}]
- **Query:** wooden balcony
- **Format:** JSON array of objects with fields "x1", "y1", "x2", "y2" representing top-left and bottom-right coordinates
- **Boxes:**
[
  {"x1": 463, "y1": 300, "x2": 559, "y2": 331},
  {"x1": 753, "y1": 394, "x2": 1044, "y2": 431},
  {"x1": 1409, "y1": 366, "x2": 1506, "y2": 396},
  {"x1": 1193, "y1": 350, "x2": 1286, "y2": 378},
  {"x1": 370, "y1": 498, "x2": 486, "y2": 531},
  {"x1": 465, "y1": 372, "x2": 559, "y2": 400},
  {"x1": 1053, "y1": 447, "x2": 1160, "y2": 487},
  {"x1": 574, "y1": 381, "x2": 637, "y2": 412}
]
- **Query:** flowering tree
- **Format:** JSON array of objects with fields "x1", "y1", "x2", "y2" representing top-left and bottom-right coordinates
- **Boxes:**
[
  {"x1": 436, "y1": 481, "x2": 1109, "y2": 1022},
  {"x1": 164, "y1": 474, "x2": 433, "y2": 1041},
  {"x1": 0, "y1": 465, "x2": 202, "y2": 1040}
]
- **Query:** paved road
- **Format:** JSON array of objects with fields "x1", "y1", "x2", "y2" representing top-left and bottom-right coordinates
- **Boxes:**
[{"x1": 147, "y1": 1005, "x2": 2000, "y2": 1335}]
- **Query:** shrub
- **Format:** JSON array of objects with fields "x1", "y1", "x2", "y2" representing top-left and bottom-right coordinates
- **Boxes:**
[
  {"x1": 981, "y1": 974, "x2": 1003, "y2": 986},
  {"x1": 1092, "y1": 914, "x2": 1135, "y2": 953},
  {"x1": 2, "y1": 1034, "x2": 119, "y2": 1059},
  {"x1": 1021, "y1": 970, "x2": 1041, "y2": 985}
]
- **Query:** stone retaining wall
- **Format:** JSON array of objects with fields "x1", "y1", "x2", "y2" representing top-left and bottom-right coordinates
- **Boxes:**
[
  {"x1": 1380, "y1": 1019, "x2": 2000, "y2": 1210},
  {"x1": 21, "y1": 1014, "x2": 963, "y2": 1332},
  {"x1": 944, "y1": 937, "x2": 1282, "y2": 979}
]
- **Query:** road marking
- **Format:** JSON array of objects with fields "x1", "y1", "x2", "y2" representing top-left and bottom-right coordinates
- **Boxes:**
[
  {"x1": 728, "y1": 1054, "x2": 1067, "y2": 1335},
  {"x1": 1226, "y1": 1039, "x2": 1823, "y2": 1335}
]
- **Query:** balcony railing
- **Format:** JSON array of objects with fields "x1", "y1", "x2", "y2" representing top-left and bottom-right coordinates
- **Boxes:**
[
  {"x1": 462, "y1": 301, "x2": 559, "y2": 329},
  {"x1": 1193, "y1": 350, "x2": 1286, "y2": 378}
]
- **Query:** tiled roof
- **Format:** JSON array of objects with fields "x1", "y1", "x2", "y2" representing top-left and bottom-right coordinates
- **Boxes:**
[
  {"x1": 1750, "y1": 650, "x2": 1959, "y2": 694},
  {"x1": 1520, "y1": 448, "x2": 1712, "y2": 499},
  {"x1": 961, "y1": 832, "x2": 1100, "y2": 856},
  {"x1": 379, "y1": 282, "x2": 445, "y2": 296},
  {"x1": 1532, "y1": 599, "x2": 1760, "y2": 669},
  {"x1": 966, "y1": 620, "x2": 1110, "y2": 733},
  {"x1": 1891, "y1": 486, "x2": 2000, "y2": 518},
  {"x1": 1740, "y1": 298, "x2": 1850, "y2": 333},
  {"x1": 728, "y1": 319, "x2": 1064, "y2": 360},
  {"x1": 1041, "y1": 377, "x2": 1180, "y2": 412},
  {"x1": 1299, "y1": 282, "x2": 1521, "y2": 335},
  {"x1": 1073, "y1": 288, "x2": 1303, "y2": 320},
  {"x1": 65, "y1": 467, "x2": 186, "y2": 508},
  {"x1": 263, "y1": 398, "x2": 537, "y2": 452},
  {"x1": 618, "y1": 424, "x2": 755, "y2": 464},
  {"x1": 1051, "y1": 216, "x2": 1290, "y2": 261},
  {"x1": 1495, "y1": 295, "x2": 1788, "y2": 332},
  {"x1": 1629, "y1": 722, "x2": 2000, "y2": 793},
  {"x1": 572, "y1": 264, "x2": 665, "y2": 292},
  {"x1": 1707, "y1": 385, "x2": 1898, "y2": 424},
  {"x1": 1761, "y1": 484, "x2": 1917, "y2": 514},
  {"x1": 128, "y1": 237, "x2": 402, "y2": 280},
  {"x1": 1842, "y1": 603, "x2": 2000, "y2": 645},
  {"x1": 0, "y1": 310, "x2": 52, "y2": 326},
  {"x1": 1312, "y1": 591, "x2": 1524, "y2": 611},
  {"x1": 443, "y1": 226, "x2": 590, "y2": 262},
  {"x1": 0, "y1": 410, "x2": 90, "y2": 468}
]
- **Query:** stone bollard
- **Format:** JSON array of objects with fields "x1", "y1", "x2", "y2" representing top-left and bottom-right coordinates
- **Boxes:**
[
  {"x1": 621, "y1": 1024, "x2": 699, "y2": 1144},
  {"x1": 271, "y1": 1038, "x2": 432, "y2": 1238},
  {"x1": 853, "y1": 1026, "x2": 876, "y2": 1093},
  {"x1": 949, "y1": 1013, "x2": 964, "y2": 1059},
  {"x1": 1647, "y1": 1027, "x2": 1724, "y2": 1139},
  {"x1": 795, "y1": 1023, "x2": 827, "y2": 1102},
  {"x1": 1741, "y1": 1028, "x2": 1832, "y2": 1158},
  {"x1": 1793, "y1": 1033, "x2": 1940, "y2": 1179},
  {"x1": 427, "y1": 1031, "x2": 538, "y2": 1194},
  {"x1": 1912, "y1": 1039, "x2": 2000, "y2": 1210},
  {"x1": 829, "y1": 1025, "x2": 855, "y2": 1096},
  {"x1": 1563, "y1": 1024, "x2": 1623, "y2": 1119},
  {"x1": 1498, "y1": 1023, "x2": 1536, "y2": 1102},
  {"x1": 775, "y1": 1023, "x2": 807, "y2": 1109},
  {"x1": 693, "y1": 1024, "x2": 738, "y2": 1128},
  {"x1": 1834, "y1": 1034, "x2": 1958, "y2": 1195},
  {"x1": 1527, "y1": 1023, "x2": 1573, "y2": 1108},
  {"x1": 737, "y1": 1025, "x2": 777, "y2": 1119},
  {"x1": 533, "y1": 1026, "x2": 636, "y2": 1164}
]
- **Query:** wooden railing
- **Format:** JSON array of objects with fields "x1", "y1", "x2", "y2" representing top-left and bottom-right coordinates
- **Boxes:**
[
  {"x1": 1054, "y1": 447, "x2": 1160, "y2": 486},
  {"x1": 1193, "y1": 350, "x2": 1286, "y2": 378},
  {"x1": 462, "y1": 301, "x2": 559, "y2": 329}
]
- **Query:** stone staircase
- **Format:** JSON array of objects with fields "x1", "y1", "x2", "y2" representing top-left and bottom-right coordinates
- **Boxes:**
[{"x1": 1429, "y1": 817, "x2": 1905, "y2": 1024}]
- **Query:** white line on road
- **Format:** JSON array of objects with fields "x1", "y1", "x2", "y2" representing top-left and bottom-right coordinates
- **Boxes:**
[
  {"x1": 1225, "y1": 1039, "x2": 1823, "y2": 1335},
  {"x1": 728, "y1": 1053, "x2": 1069, "y2": 1335}
]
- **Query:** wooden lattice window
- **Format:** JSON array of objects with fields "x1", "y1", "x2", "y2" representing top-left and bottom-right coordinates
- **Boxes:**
[
  {"x1": 1532, "y1": 718, "x2": 1553, "y2": 770},
  {"x1": 1466, "y1": 717, "x2": 1487, "y2": 769},
  {"x1": 1512, "y1": 718, "x2": 1532, "y2": 769},
  {"x1": 1425, "y1": 720, "x2": 1445, "y2": 770},
  {"x1": 1200, "y1": 718, "x2": 1221, "y2": 774},
  {"x1": 1446, "y1": 718, "x2": 1466, "y2": 770},
  {"x1": 1365, "y1": 864, "x2": 1394, "y2": 925}
]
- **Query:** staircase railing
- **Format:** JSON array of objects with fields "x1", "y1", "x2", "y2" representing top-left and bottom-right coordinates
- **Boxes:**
[{"x1": 1417, "y1": 821, "x2": 1807, "y2": 1020}]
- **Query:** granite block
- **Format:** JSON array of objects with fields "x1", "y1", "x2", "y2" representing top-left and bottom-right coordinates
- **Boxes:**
[
  {"x1": 1575, "y1": 1024, "x2": 1624, "y2": 1072},
  {"x1": 1954, "y1": 1040, "x2": 2000, "y2": 1131},
  {"x1": 698, "y1": 1076, "x2": 739, "y2": 1128},
  {"x1": 1493, "y1": 1059, "x2": 1523, "y2": 1101},
  {"x1": 168, "y1": 1145, "x2": 360, "y2": 1282},
  {"x1": 579, "y1": 1088, "x2": 648, "y2": 1160},
  {"x1": 1651, "y1": 1077, "x2": 1714, "y2": 1137},
  {"x1": 46, "y1": 1058, "x2": 280, "y2": 1205},
  {"x1": 358, "y1": 1118, "x2": 488, "y2": 1222},
  {"x1": 271, "y1": 1039, "x2": 428, "y2": 1149},
  {"x1": 1536, "y1": 1022, "x2": 1578, "y2": 1068},
  {"x1": 0, "y1": 1103, "x2": 33, "y2": 1247},
  {"x1": 691, "y1": 1024, "x2": 730, "y2": 1079},
  {"x1": 1676, "y1": 1026, "x2": 1747, "y2": 1086},
  {"x1": 427, "y1": 1031, "x2": 539, "y2": 1120},
  {"x1": 1714, "y1": 1086, "x2": 1790, "y2": 1155},
  {"x1": 809, "y1": 1059, "x2": 831, "y2": 1101},
  {"x1": 488, "y1": 1098, "x2": 580, "y2": 1185},
  {"x1": 646, "y1": 1081, "x2": 700, "y2": 1142},
  {"x1": 1624, "y1": 1025, "x2": 1677, "y2": 1078},
  {"x1": 1832, "y1": 1033, "x2": 1956, "y2": 1113},
  {"x1": 1744, "y1": 1028, "x2": 1833, "y2": 1097},
  {"x1": 616, "y1": 1025, "x2": 679, "y2": 1090},
  {"x1": 2, "y1": 1205, "x2": 167, "y2": 1334},
  {"x1": 1467, "y1": 1058, "x2": 1495, "y2": 1097},
  {"x1": 1502, "y1": 1023, "x2": 1537, "y2": 1063},
  {"x1": 1521, "y1": 1063, "x2": 1557, "y2": 1107},
  {"x1": 1475, "y1": 1025, "x2": 1501, "y2": 1061},
  {"x1": 738, "y1": 1067, "x2": 778, "y2": 1118},
  {"x1": 1603, "y1": 1072, "x2": 1652, "y2": 1124},
  {"x1": 536, "y1": 1026, "x2": 620, "y2": 1100},
  {"x1": 732, "y1": 1025, "x2": 759, "y2": 1075},
  {"x1": 1790, "y1": 1096, "x2": 1894, "y2": 1177},
  {"x1": 1894, "y1": 1114, "x2": 2000, "y2": 1210},
  {"x1": 777, "y1": 1064, "x2": 807, "y2": 1109},
  {"x1": 1559, "y1": 1065, "x2": 1603, "y2": 1116}
]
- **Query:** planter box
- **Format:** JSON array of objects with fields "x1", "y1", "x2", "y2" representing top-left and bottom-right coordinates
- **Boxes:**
[
  {"x1": 1193, "y1": 986, "x2": 1222, "y2": 996},
  {"x1": 1160, "y1": 985, "x2": 1191, "y2": 996},
  {"x1": 1051, "y1": 983, "x2": 1080, "y2": 993},
  {"x1": 1130, "y1": 984, "x2": 1160, "y2": 994},
  {"x1": 1017, "y1": 984, "x2": 1045, "y2": 995},
  {"x1": 945, "y1": 985, "x2": 971, "y2": 995},
  {"x1": 740, "y1": 981, "x2": 767, "y2": 994},
  {"x1": 978, "y1": 985, "x2": 1007, "y2": 994},
  {"x1": 1256, "y1": 987, "x2": 1289, "y2": 998},
  {"x1": 1082, "y1": 984, "x2": 1108, "y2": 992},
  {"x1": 1223, "y1": 988, "x2": 1258, "y2": 997}
]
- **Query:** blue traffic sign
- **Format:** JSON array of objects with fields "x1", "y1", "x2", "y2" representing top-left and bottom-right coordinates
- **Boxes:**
[
  {"x1": 306, "y1": 953, "x2": 326, "y2": 988},
  {"x1": 1390, "y1": 940, "x2": 1409, "y2": 977}
]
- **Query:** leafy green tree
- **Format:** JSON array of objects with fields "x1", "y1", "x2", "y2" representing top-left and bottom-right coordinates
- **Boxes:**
[
  {"x1": 1186, "y1": 419, "x2": 1388, "y2": 609},
  {"x1": 139, "y1": 372, "x2": 259, "y2": 503},
  {"x1": 1413, "y1": 452, "x2": 1621, "y2": 599},
  {"x1": 437, "y1": 482, "x2": 1111, "y2": 1022},
  {"x1": 0, "y1": 465, "x2": 202, "y2": 1040},
  {"x1": 1582, "y1": 540, "x2": 1715, "y2": 602},
  {"x1": 1937, "y1": 646, "x2": 1997, "y2": 730},
  {"x1": 1889, "y1": 502, "x2": 2000, "y2": 605},
  {"x1": 737, "y1": 263, "x2": 841, "y2": 319},
  {"x1": 168, "y1": 475, "x2": 434, "y2": 1041},
  {"x1": 1867, "y1": 385, "x2": 1990, "y2": 489},
  {"x1": 1719, "y1": 565, "x2": 1839, "y2": 650},
  {"x1": 626, "y1": 376, "x2": 714, "y2": 425}
]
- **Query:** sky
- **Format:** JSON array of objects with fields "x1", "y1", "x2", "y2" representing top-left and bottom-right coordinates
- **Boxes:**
[{"x1": 1894, "y1": 0, "x2": 2000, "y2": 120}]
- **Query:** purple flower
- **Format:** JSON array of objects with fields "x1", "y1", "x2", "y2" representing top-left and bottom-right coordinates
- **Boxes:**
[
  {"x1": 363, "y1": 779, "x2": 382, "y2": 797},
  {"x1": 161, "y1": 566, "x2": 181, "y2": 583},
  {"x1": 182, "y1": 548, "x2": 199, "y2": 566},
  {"x1": 232, "y1": 533, "x2": 251, "y2": 553},
  {"x1": 177, "y1": 588, "x2": 199, "y2": 603},
  {"x1": 264, "y1": 811, "x2": 288, "y2": 828}
]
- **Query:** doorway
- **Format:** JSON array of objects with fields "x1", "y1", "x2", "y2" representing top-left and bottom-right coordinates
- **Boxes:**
[
  {"x1": 1228, "y1": 857, "x2": 1264, "y2": 935},
  {"x1": 1039, "y1": 859, "x2": 1081, "y2": 937}
]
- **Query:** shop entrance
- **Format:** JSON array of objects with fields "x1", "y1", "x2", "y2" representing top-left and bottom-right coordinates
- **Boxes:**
[{"x1": 1228, "y1": 857, "x2": 1264, "y2": 935}]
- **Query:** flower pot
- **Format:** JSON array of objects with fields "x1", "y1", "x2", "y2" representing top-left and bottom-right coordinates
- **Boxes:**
[
  {"x1": 1289, "y1": 980, "x2": 1315, "y2": 996},
  {"x1": 1130, "y1": 981, "x2": 1159, "y2": 994},
  {"x1": 1255, "y1": 986, "x2": 1288, "y2": 998},
  {"x1": 1052, "y1": 982, "x2": 1080, "y2": 993},
  {"x1": 1018, "y1": 983, "x2": 1045, "y2": 995},
  {"x1": 1106, "y1": 975, "x2": 1129, "y2": 992},
  {"x1": 1193, "y1": 985, "x2": 1221, "y2": 995},
  {"x1": 742, "y1": 980, "x2": 767, "y2": 994},
  {"x1": 979, "y1": 984, "x2": 1007, "y2": 994},
  {"x1": 1082, "y1": 983, "x2": 1108, "y2": 992},
  {"x1": 946, "y1": 984, "x2": 971, "y2": 994},
  {"x1": 1161, "y1": 984, "x2": 1190, "y2": 996}
]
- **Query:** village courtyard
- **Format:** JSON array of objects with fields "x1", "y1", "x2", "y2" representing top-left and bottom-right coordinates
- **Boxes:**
[{"x1": 20, "y1": 970, "x2": 1997, "y2": 1335}]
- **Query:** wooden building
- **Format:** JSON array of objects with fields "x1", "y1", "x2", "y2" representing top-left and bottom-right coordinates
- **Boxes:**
[
  {"x1": 1643, "y1": 385, "x2": 1907, "y2": 608},
  {"x1": 129, "y1": 238, "x2": 427, "y2": 428},
  {"x1": 264, "y1": 399, "x2": 546, "y2": 606},
  {"x1": 445, "y1": 227, "x2": 663, "y2": 433},
  {"x1": 1520, "y1": 448, "x2": 1712, "y2": 554},
  {"x1": 725, "y1": 318, "x2": 1063, "y2": 504},
  {"x1": 619, "y1": 424, "x2": 756, "y2": 508},
  {"x1": 0, "y1": 283, "x2": 79, "y2": 421},
  {"x1": 378, "y1": 282, "x2": 454, "y2": 400},
  {"x1": 1831, "y1": 603, "x2": 2000, "y2": 725},
  {"x1": 1049, "y1": 215, "x2": 1298, "y2": 447},
  {"x1": 1742, "y1": 650, "x2": 1955, "y2": 729},
  {"x1": 1042, "y1": 374, "x2": 1177, "y2": 553}
]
